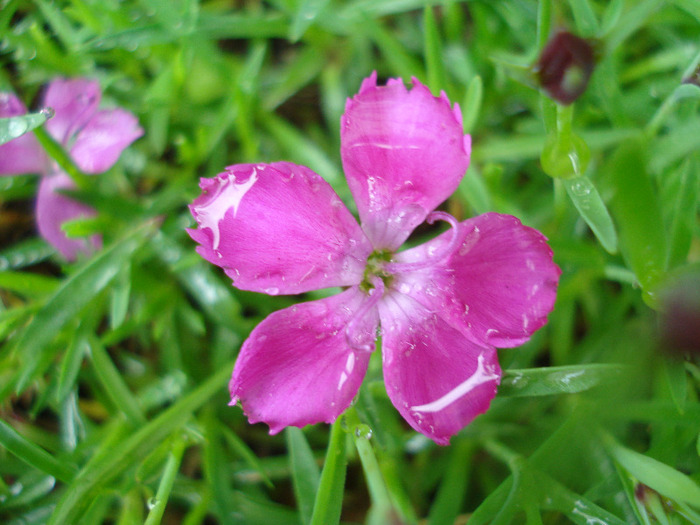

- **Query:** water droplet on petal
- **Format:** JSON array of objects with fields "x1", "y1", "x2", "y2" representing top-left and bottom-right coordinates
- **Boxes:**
[{"x1": 265, "y1": 287, "x2": 280, "y2": 295}]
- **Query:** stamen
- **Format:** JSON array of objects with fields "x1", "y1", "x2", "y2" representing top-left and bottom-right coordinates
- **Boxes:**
[
  {"x1": 345, "y1": 276, "x2": 384, "y2": 351},
  {"x1": 384, "y1": 211, "x2": 461, "y2": 273}
]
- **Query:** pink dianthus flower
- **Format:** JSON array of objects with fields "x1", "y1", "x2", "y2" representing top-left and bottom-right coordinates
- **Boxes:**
[
  {"x1": 188, "y1": 73, "x2": 560, "y2": 445},
  {"x1": 0, "y1": 78, "x2": 143, "y2": 260}
]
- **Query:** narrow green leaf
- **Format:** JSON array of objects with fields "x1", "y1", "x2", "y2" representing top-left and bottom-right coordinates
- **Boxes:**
[
  {"x1": 196, "y1": 11, "x2": 288, "y2": 39},
  {"x1": 567, "y1": 0, "x2": 600, "y2": 36},
  {"x1": 289, "y1": 0, "x2": 330, "y2": 42},
  {"x1": 667, "y1": 158, "x2": 698, "y2": 268},
  {"x1": 0, "y1": 109, "x2": 52, "y2": 146},
  {"x1": 286, "y1": 427, "x2": 321, "y2": 524},
  {"x1": 663, "y1": 357, "x2": 688, "y2": 415},
  {"x1": 600, "y1": 0, "x2": 624, "y2": 35},
  {"x1": 499, "y1": 364, "x2": 625, "y2": 397},
  {"x1": 536, "y1": 0, "x2": 552, "y2": 52},
  {"x1": 608, "y1": 440, "x2": 700, "y2": 508},
  {"x1": 153, "y1": 229, "x2": 243, "y2": 331},
  {"x1": 310, "y1": 418, "x2": 348, "y2": 525},
  {"x1": 458, "y1": 164, "x2": 492, "y2": 214},
  {"x1": 608, "y1": 139, "x2": 667, "y2": 299},
  {"x1": 55, "y1": 328, "x2": 89, "y2": 404},
  {"x1": 363, "y1": 16, "x2": 425, "y2": 81},
  {"x1": 262, "y1": 113, "x2": 342, "y2": 185},
  {"x1": 109, "y1": 263, "x2": 132, "y2": 330},
  {"x1": 461, "y1": 75, "x2": 483, "y2": 134},
  {"x1": 672, "y1": 0, "x2": 700, "y2": 21},
  {"x1": 221, "y1": 426, "x2": 273, "y2": 488},
  {"x1": 47, "y1": 363, "x2": 231, "y2": 525},
  {"x1": 33, "y1": 126, "x2": 90, "y2": 190},
  {"x1": 203, "y1": 414, "x2": 237, "y2": 522},
  {"x1": 34, "y1": 0, "x2": 81, "y2": 48},
  {"x1": 423, "y1": 6, "x2": 447, "y2": 94},
  {"x1": 428, "y1": 440, "x2": 473, "y2": 525},
  {"x1": 89, "y1": 336, "x2": 146, "y2": 426},
  {"x1": 0, "y1": 420, "x2": 77, "y2": 483},
  {"x1": 0, "y1": 472, "x2": 55, "y2": 511},
  {"x1": 0, "y1": 271, "x2": 59, "y2": 298},
  {"x1": 563, "y1": 175, "x2": 618, "y2": 254},
  {"x1": 13, "y1": 224, "x2": 152, "y2": 392},
  {"x1": 261, "y1": 46, "x2": 324, "y2": 110},
  {"x1": 143, "y1": 438, "x2": 187, "y2": 525}
]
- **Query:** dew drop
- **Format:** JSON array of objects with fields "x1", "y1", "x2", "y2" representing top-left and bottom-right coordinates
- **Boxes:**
[
  {"x1": 147, "y1": 497, "x2": 159, "y2": 510},
  {"x1": 354, "y1": 424, "x2": 373, "y2": 440},
  {"x1": 40, "y1": 106, "x2": 55, "y2": 119},
  {"x1": 265, "y1": 287, "x2": 280, "y2": 295}
]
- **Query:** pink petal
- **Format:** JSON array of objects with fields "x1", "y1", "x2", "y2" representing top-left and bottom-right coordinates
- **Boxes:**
[
  {"x1": 188, "y1": 162, "x2": 372, "y2": 295},
  {"x1": 0, "y1": 92, "x2": 47, "y2": 175},
  {"x1": 379, "y1": 292, "x2": 501, "y2": 445},
  {"x1": 70, "y1": 109, "x2": 143, "y2": 174},
  {"x1": 393, "y1": 213, "x2": 561, "y2": 348},
  {"x1": 340, "y1": 72, "x2": 471, "y2": 250},
  {"x1": 36, "y1": 172, "x2": 101, "y2": 261},
  {"x1": 43, "y1": 78, "x2": 101, "y2": 144},
  {"x1": 230, "y1": 287, "x2": 379, "y2": 434}
]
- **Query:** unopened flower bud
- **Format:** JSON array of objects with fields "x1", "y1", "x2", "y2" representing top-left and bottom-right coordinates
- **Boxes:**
[
  {"x1": 658, "y1": 273, "x2": 700, "y2": 357},
  {"x1": 536, "y1": 31, "x2": 595, "y2": 105}
]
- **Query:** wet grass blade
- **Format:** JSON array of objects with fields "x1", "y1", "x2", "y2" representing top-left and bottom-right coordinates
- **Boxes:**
[
  {"x1": 12, "y1": 224, "x2": 152, "y2": 393},
  {"x1": 46, "y1": 363, "x2": 232, "y2": 525},
  {"x1": 310, "y1": 418, "x2": 347, "y2": 525},
  {"x1": 0, "y1": 109, "x2": 52, "y2": 146},
  {"x1": 0, "y1": 420, "x2": 78, "y2": 483}
]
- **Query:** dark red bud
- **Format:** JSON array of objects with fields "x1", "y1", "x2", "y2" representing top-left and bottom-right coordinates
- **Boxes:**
[
  {"x1": 536, "y1": 31, "x2": 595, "y2": 105},
  {"x1": 682, "y1": 64, "x2": 700, "y2": 87},
  {"x1": 658, "y1": 273, "x2": 700, "y2": 357}
]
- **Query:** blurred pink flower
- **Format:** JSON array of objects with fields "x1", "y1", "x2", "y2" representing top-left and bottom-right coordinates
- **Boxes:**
[
  {"x1": 0, "y1": 79, "x2": 143, "y2": 260},
  {"x1": 189, "y1": 73, "x2": 560, "y2": 445}
]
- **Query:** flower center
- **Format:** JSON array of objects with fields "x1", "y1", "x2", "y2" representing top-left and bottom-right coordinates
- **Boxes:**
[{"x1": 359, "y1": 249, "x2": 394, "y2": 293}]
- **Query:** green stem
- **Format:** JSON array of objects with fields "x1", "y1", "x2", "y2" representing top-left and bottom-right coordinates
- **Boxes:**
[
  {"x1": 536, "y1": 0, "x2": 552, "y2": 53},
  {"x1": 144, "y1": 437, "x2": 188, "y2": 525},
  {"x1": 33, "y1": 126, "x2": 91, "y2": 189},
  {"x1": 556, "y1": 103, "x2": 574, "y2": 140},
  {"x1": 345, "y1": 406, "x2": 394, "y2": 523},
  {"x1": 310, "y1": 417, "x2": 348, "y2": 525}
]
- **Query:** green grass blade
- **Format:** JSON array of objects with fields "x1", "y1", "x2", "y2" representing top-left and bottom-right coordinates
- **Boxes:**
[
  {"x1": 564, "y1": 175, "x2": 618, "y2": 254},
  {"x1": 310, "y1": 418, "x2": 347, "y2": 525},
  {"x1": 143, "y1": 437, "x2": 187, "y2": 525},
  {"x1": 46, "y1": 363, "x2": 232, "y2": 525},
  {"x1": 289, "y1": 0, "x2": 330, "y2": 42},
  {"x1": 0, "y1": 420, "x2": 77, "y2": 483},
  {"x1": 88, "y1": 336, "x2": 146, "y2": 427},
  {"x1": 427, "y1": 440, "x2": 473, "y2": 525},
  {"x1": 423, "y1": 6, "x2": 447, "y2": 95},
  {"x1": 0, "y1": 109, "x2": 52, "y2": 146},
  {"x1": 607, "y1": 438, "x2": 700, "y2": 509},
  {"x1": 13, "y1": 224, "x2": 153, "y2": 392},
  {"x1": 286, "y1": 427, "x2": 321, "y2": 524},
  {"x1": 608, "y1": 139, "x2": 667, "y2": 300},
  {"x1": 499, "y1": 364, "x2": 625, "y2": 397}
]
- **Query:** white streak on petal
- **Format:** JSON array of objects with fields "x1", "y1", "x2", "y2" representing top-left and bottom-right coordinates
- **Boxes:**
[
  {"x1": 350, "y1": 142, "x2": 421, "y2": 150},
  {"x1": 194, "y1": 169, "x2": 258, "y2": 250},
  {"x1": 410, "y1": 353, "x2": 499, "y2": 414}
]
